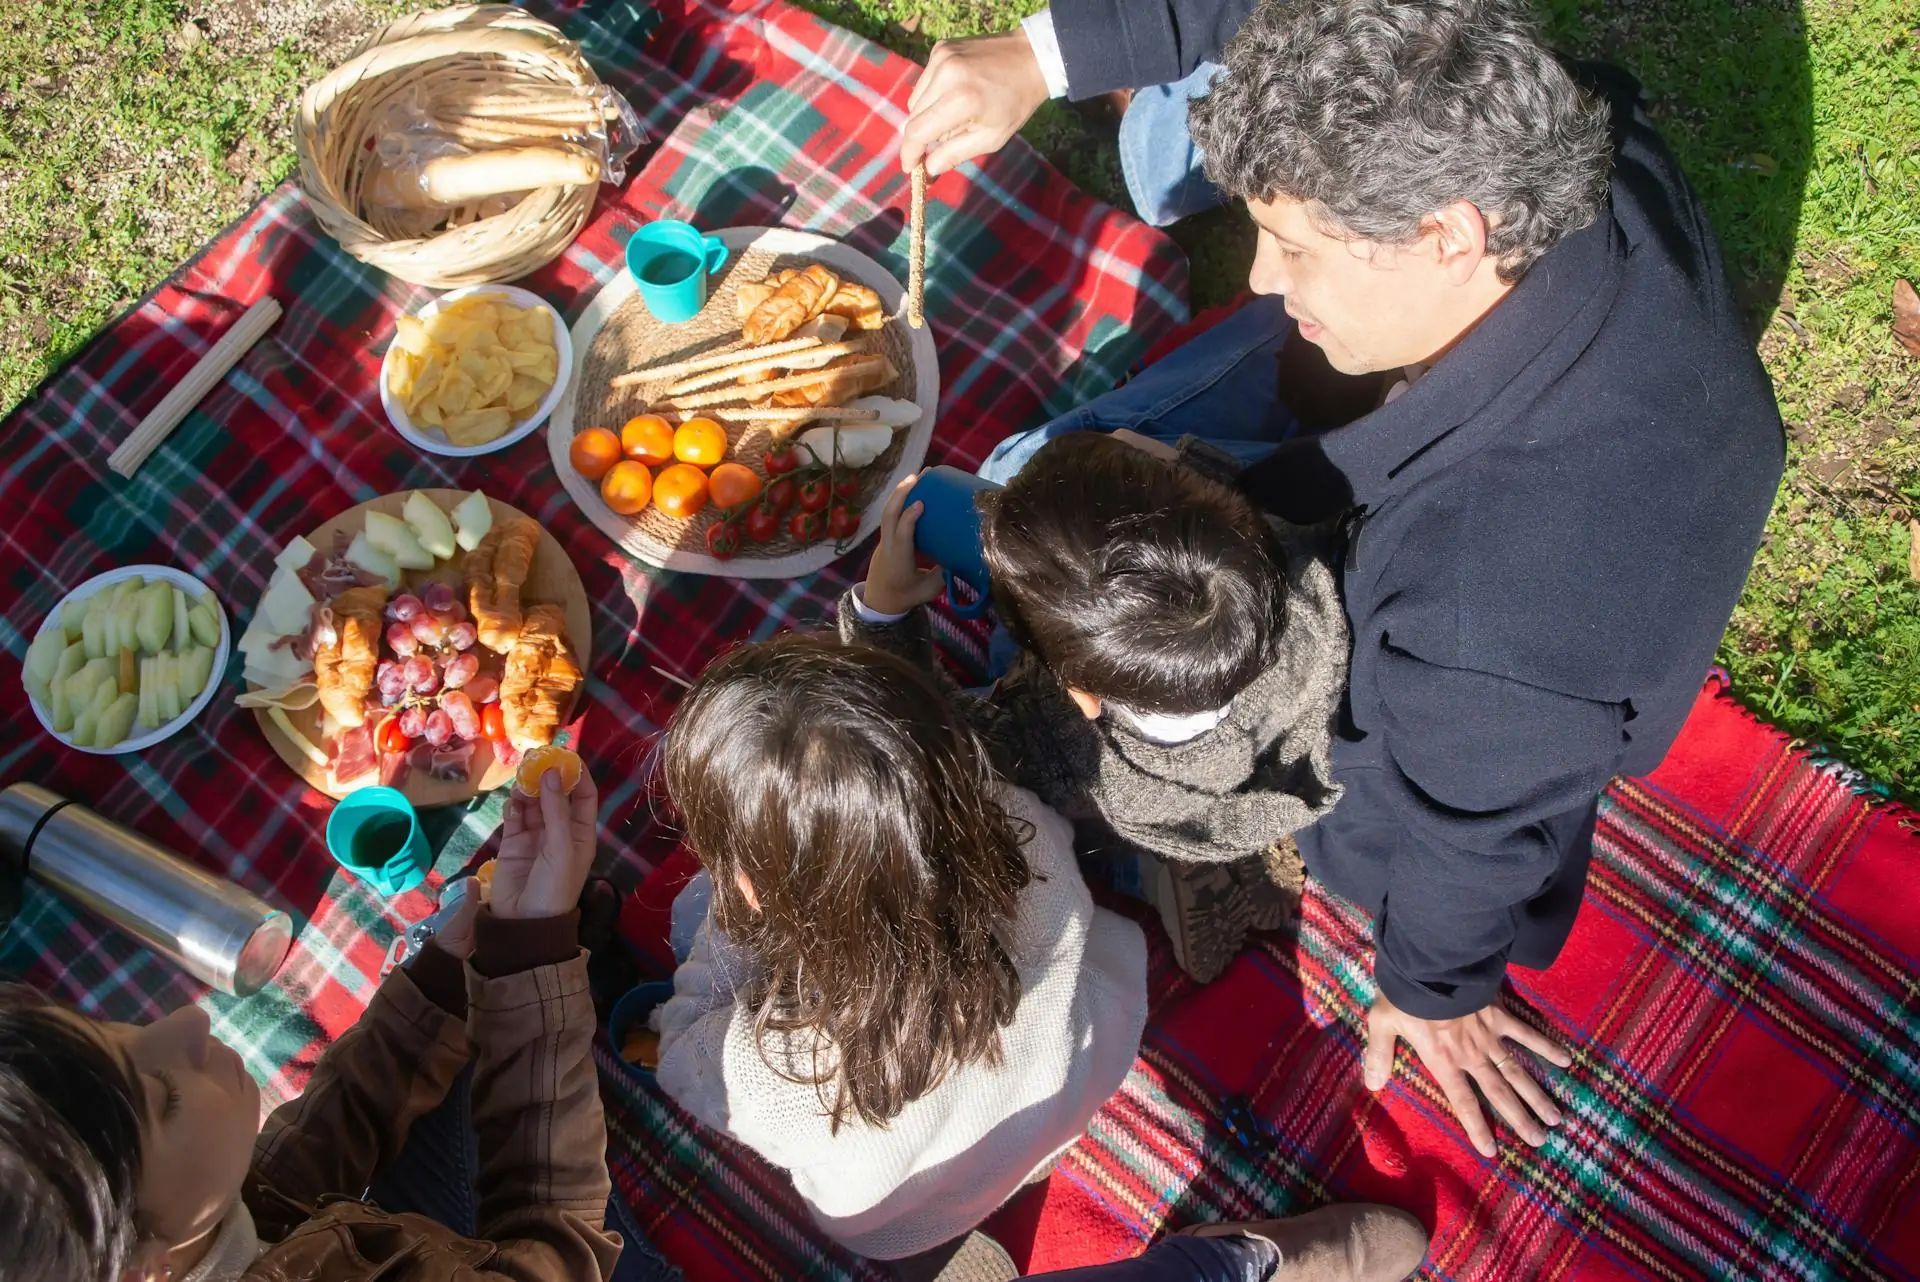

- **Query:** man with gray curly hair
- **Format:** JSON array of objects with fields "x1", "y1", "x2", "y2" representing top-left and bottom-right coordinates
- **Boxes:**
[{"x1": 907, "y1": 0, "x2": 1783, "y2": 1167}]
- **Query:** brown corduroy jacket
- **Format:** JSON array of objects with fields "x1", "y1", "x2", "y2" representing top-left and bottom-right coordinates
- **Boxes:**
[{"x1": 238, "y1": 913, "x2": 623, "y2": 1282}]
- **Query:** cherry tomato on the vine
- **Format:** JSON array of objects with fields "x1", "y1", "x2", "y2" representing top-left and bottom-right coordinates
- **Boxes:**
[
  {"x1": 744, "y1": 501, "x2": 782, "y2": 543},
  {"x1": 787, "y1": 509, "x2": 826, "y2": 543},
  {"x1": 831, "y1": 472, "x2": 861, "y2": 501},
  {"x1": 764, "y1": 446, "x2": 803, "y2": 476},
  {"x1": 706, "y1": 520, "x2": 742, "y2": 560},
  {"x1": 797, "y1": 474, "x2": 832, "y2": 514},
  {"x1": 827, "y1": 504, "x2": 860, "y2": 540}
]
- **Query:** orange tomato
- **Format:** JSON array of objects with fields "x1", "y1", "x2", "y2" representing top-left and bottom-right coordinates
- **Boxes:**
[
  {"x1": 600, "y1": 460, "x2": 653, "y2": 515},
  {"x1": 621, "y1": 414, "x2": 676, "y2": 466},
  {"x1": 673, "y1": 417, "x2": 729, "y2": 467},
  {"x1": 568, "y1": 427, "x2": 623, "y2": 481},
  {"x1": 707, "y1": 462, "x2": 763, "y2": 509},
  {"x1": 516, "y1": 745, "x2": 583, "y2": 797},
  {"x1": 652, "y1": 463, "x2": 710, "y2": 519}
]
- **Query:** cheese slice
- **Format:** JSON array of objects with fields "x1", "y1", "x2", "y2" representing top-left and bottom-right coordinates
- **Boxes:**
[
  {"x1": 244, "y1": 647, "x2": 313, "y2": 686},
  {"x1": 274, "y1": 536, "x2": 319, "y2": 573},
  {"x1": 258, "y1": 570, "x2": 316, "y2": 636},
  {"x1": 237, "y1": 623, "x2": 281, "y2": 658}
]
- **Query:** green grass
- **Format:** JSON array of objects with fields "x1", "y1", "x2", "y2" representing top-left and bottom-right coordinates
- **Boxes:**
[{"x1": 3, "y1": 0, "x2": 1917, "y2": 790}]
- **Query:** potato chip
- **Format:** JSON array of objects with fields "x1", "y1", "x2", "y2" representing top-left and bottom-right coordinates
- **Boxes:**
[
  {"x1": 506, "y1": 375, "x2": 546, "y2": 413},
  {"x1": 393, "y1": 314, "x2": 433, "y2": 358},
  {"x1": 384, "y1": 296, "x2": 558, "y2": 447},
  {"x1": 443, "y1": 407, "x2": 512, "y2": 445}
]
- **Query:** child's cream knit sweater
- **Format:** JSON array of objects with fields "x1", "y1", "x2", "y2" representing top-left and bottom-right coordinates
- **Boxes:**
[{"x1": 653, "y1": 785, "x2": 1148, "y2": 1260}]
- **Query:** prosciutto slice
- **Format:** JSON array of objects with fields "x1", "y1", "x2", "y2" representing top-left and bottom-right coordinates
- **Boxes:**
[
  {"x1": 297, "y1": 532, "x2": 387, "y2": 602},
  {"x1": 405, "y1": 738, "x2": 476, "y2": 783},
  {"x1": 330, "y1": 723, "x2": 378, "y2": 788}
]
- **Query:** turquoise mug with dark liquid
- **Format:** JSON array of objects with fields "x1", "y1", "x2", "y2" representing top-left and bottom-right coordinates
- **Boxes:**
[{"x1": 625, "y1": 221, "x2": 729, "y2": 324}]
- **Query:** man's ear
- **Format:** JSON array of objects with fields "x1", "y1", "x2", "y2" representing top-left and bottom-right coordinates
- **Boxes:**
[
  {"x1": 1066, "y1": 687, "x2": 1102, "y2": 720},
  {"x1": 1426, "y1": 200, "x2": 1491, "y2": 283},
  {"x1": 122, "y1": 1238, "x2": 172, "y2": 1282}
]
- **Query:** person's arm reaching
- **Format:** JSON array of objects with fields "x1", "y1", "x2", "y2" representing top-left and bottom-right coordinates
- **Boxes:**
[
  {"x1": 1049, "y1": 0, "x2": 1257, "y2": 98},
  {"x1": 244, "y1": 902, "x2": 480, "y2": 1239},
  {"x1": 1350, "y1": 645, "x2": 1613, "y2": 1155},
  {"x1": 465, "y1": 769, "x2": 624, "y2": 1281},
  {"x1": 900, "y1": 0, "x2": 1257, "y2": 176}
]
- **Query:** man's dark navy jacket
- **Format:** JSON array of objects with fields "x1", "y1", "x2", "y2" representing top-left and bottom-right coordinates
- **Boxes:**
[{"x1": 1051, "y1": 0, "x2": 1786, "y2": 1018}]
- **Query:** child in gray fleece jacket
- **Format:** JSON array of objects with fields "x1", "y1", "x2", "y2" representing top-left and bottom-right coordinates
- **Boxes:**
[{"x1": 839, "y1": 431, "x2": 1349, "y2": 982}]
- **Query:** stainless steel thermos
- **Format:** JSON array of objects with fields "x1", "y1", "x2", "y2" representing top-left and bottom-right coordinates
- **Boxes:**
[{"x1": 0, "y1": 783, "x2": 291, "y2": 996}]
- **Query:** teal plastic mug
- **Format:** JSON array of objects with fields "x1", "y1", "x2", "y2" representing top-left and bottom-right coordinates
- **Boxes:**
[
  {"x1": 625, "y1": 221, "x2": 729, "y2": 323},
  {"x1": 326, "y1": 786, "x2": 432, "y2": 897}
]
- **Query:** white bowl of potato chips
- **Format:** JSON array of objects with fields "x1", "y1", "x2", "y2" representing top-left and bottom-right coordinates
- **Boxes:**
[{"x1": 381, "y1": 285, "x2": 573, "y2": 457}]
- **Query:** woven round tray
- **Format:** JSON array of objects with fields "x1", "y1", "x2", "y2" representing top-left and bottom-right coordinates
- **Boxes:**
[
  {"x1": 295, "y1": 5, "x2": 602, "y2": 288},
  {"x1": 549, "y1": 227, "x2": 941, "y2": 578}
]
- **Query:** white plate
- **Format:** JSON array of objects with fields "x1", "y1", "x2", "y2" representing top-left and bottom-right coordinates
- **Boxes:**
[
  {"x1": 548, "y1": 226, "x2": 940, "y2": 579},
  {"x1": 24, "y1": 565, "x2": 232, "y2": 755},
  {"x1": 380, "y1": 285, "x2": 575, "y2": 458}
]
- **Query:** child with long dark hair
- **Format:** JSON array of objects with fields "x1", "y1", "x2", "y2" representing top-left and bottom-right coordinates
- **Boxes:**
[{"x1": 654, "y1": 633, "x2": 1149, "y2": 1266}]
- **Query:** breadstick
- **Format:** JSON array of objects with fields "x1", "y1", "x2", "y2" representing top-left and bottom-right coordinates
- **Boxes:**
[
  {"x1": 696, "y1": 405, "x2": 882, "y2": 423},
  {"x1": 108, "y1": 295, "x2": 281, "y2": 478},
  {"x1": 661, "y1": 340, "x2": 866, "y2": 396},
  {"x1": 907, "y1": 163, "x2": 927, "y2": 329},
  {"x1": 661, "y1": 355, "x2": 889, "y2": 409},
  {"x1": 612, "y1": 335, "x2": 828, "y2": 388}
]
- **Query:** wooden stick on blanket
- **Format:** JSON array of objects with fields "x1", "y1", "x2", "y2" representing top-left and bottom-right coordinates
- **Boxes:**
[
  {"x1": 907, "y1": 163, "x2": 927, "y2": 329},
  {"x1": 108, "y1": 295, "x2": 282, "y2": 479},
  {"x1": 610, "y1": 335, "x2": 825, "y2": 388}
]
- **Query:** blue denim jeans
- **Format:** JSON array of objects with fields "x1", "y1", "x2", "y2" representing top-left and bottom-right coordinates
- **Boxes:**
[
  {"x1": 978, "y1": 293, "x2": 1298, "y2": 484},
  {"x1": 368, "y1": 1062, "x2": 684, "y2": 1280},
  {"x1": 1119, "y1": 62, "x2": 1231, "y2": 227},
  {"x1": 1041, "y1": 1234, "x2": 1278, "y2": 1280}
]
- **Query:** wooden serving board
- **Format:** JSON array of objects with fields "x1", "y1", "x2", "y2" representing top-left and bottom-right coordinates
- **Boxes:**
[{"x1": 250, "y1": 489, "x2": 591, "y2": 806}]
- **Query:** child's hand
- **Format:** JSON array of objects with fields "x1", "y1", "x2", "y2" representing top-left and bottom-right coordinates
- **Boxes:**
[
  {"x1": 491, "y1": 767, "x2": 601, "y2": 921},
  {"x1": 862, "y1": 474, "x2": 947, "y2": 616}
]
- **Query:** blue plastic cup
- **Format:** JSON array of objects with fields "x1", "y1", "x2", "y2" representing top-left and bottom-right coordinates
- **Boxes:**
[
  {"x1": 326, "y1": 787, "x2": 432, "y2": 897},
  {"x1": 624, "y1": 221, "x2": 729, "y2": 324},
  {"x1": 905, "y1": 466, "x2": 1003, "y2": 619}
]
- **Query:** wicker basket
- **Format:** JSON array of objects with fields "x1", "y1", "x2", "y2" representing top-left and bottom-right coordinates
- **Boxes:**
[{"x1": 296, "y1": 5, "x2": 604, "y2": 288}]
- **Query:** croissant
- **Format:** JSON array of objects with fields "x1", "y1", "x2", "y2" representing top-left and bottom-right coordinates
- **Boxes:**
[
  {"x1": 742, "y1": 264, "x2": 840, "y2": 345},
  {"x1": 733, "y1": 269, "x2": 795, "y2": 321},
  {"x1": 463, "y1": 517, "x2": 539, "y2": 653},
  {"x1": 823, "y1": 282, "x2": 885, "y2": 330},
  {"x1": 499, "y1": 603, "x2": 583, "y2": 751},
  {"x1": 314, "y1": 585, "x2": 387, "y2": 729}
]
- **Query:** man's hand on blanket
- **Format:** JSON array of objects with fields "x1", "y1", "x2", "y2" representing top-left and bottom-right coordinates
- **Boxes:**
[
  {"x1": 902, "y1": 33, "x2": 1049, "y2": 176},
  {"x1": 1364, "y1": 990, "x2": 1573, "y2": 1158},
  {"x1": 862, "y1": 473, "x2": 947, "y2": 616},
  {"x1": 492, "y1": 766, "x2": 601, "y2": 921}
]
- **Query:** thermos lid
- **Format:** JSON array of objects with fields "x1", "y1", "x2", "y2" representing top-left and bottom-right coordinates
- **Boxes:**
[{"x1": 0, "y1": 783, "x2": 66, "y2": 934}]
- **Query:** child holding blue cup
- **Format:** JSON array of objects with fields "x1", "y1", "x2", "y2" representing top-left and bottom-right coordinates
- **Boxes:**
[{"x1": 839, "y1": 434, "x2": 1351, "y2": 986}]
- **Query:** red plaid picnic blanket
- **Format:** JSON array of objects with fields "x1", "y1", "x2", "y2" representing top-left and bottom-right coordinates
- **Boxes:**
[
  {"x1": 0, "y1": 0, "x2": 1185, "y2": 1104},
  {"x1": 604, "y1": 673, "x2": 1920, "y2": 1281}
]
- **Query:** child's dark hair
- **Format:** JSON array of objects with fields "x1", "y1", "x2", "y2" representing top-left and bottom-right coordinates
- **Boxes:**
[
  {"x1": 979, "y1": 432, "x2": 1288, "y2": 715},
  {"x1": 0, "y1": 985, "x2": 145, "y2": 1282},
  {"x1": 661, "y1": 633, "x2": 1033, "y2": 1131}
]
